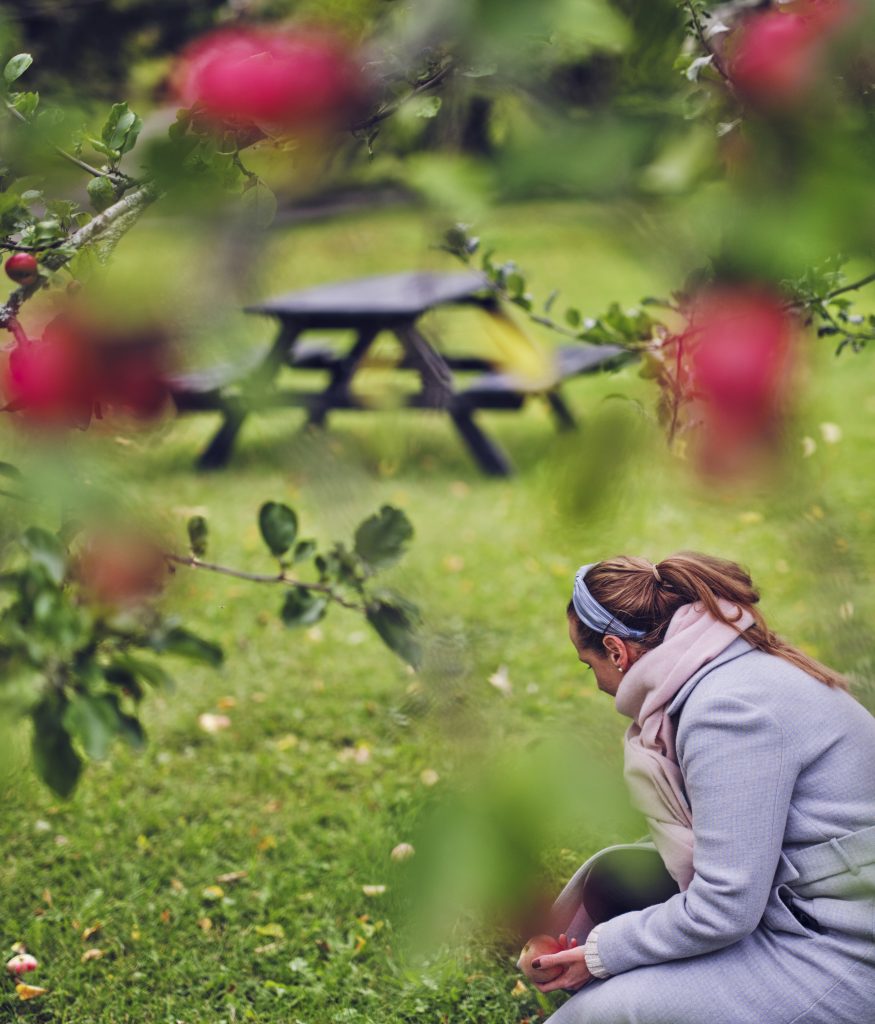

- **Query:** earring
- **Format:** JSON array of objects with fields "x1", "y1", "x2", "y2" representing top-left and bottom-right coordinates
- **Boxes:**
[{"x1": 618, "y1": 667, "x2": 624, "y2": 674}]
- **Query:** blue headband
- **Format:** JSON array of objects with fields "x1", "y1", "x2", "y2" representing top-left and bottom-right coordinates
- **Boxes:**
[{"x1": 572, "y1": 563, "x2": 647, "y2": 640}]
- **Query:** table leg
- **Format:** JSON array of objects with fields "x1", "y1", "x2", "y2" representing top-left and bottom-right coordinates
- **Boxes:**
[
  {"x1": 306, "y1": 325, "x2": 380, "y2": 428},
  {"x1": 196, "y1": 325, "x2": 301, "y2": 468},
  {"x1": 545, "y1": 390, "x2": 577, "y2": 431},
  {"x1": 197, "y1": 401, "x2": 248, "y2": 470},
  {"x1": 392, "y1": 324, "x2": 454, "y2": 408},
  {"x1": 449, "y1": 406, "x2": 513, "y2": 476}
]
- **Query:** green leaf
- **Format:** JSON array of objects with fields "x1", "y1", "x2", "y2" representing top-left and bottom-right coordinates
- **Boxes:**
[
  {"x1": 413, "y1": 95, "x2": 442, "y2": 119},
  {"x1": 12, "y1": 91, "x2": 39, "y2": 119},
  {"x1": 115, "y1": 655, "x2": 175, "y2": 692},
  {"x1": 240, "y1": 181, "x2": 277, "y2": 230},
  {"x1": 0, "y1": 461, "x2": 22, "y2": 480},
  {"x1": 63, "y1": 694, "x2": 120, "y2": 761},
  {"x1": 187, "y1": 515, "x2": 208, "y2": 558},
  {"x1": 293, "y1": 539, "x2": 316, "y2": 564},
  {"x1": 88, "y1": 137, "x2": 117, "y2": 159},
  {"x1": 4, "y1": 53, "x2": 33, "y2": 84},
  {"x1": 31, "y1": 698, "x2": 82, "y2": 798},
  {"x1": 21, "y1": 527, "x2": 66, "y2": 586},
  {"x1": 506, "y1": 273, "x2": 525, "y2": 297},
  {"x1": 366, "y1": 594, "x2": 422, "y2": 668},
  {"x1": 258, "y1": 502, "x2": 298, "y2": 557},
  {"x1": 104, "y1": 694, "x2": 146, "y2": 750},
  {"x1": 103, "y1": 665, "x2": 144, "y2": 703},
  {"x1": 156, "y1": 626, "x2": 224, "y2": 667},
  {"x1": 280, "y1": 588, "x2": 328, "y2": 627},
  {"x1": 102, "y1": 102, "x2": 142, "y2": 156},
  {"x1": 354, "y1": 506, "x2": 414, "y2": 570},
  {"x1": 565, "y1": 308, "x2": 582, "y2": 328}
]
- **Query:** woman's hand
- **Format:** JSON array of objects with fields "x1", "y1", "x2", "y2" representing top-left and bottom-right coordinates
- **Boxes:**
[{"x1": 532, "y1": 934, "x2": 593, "y2": 994}]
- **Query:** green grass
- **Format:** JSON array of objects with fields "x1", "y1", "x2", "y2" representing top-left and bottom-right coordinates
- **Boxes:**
[{"x1": 2, "y1": 200, "x2": 875, "y2": 1021}]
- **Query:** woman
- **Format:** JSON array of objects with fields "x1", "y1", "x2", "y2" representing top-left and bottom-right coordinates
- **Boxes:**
[{"x1": 528, "y1": 552, "x2": 875, "y2": 1024}]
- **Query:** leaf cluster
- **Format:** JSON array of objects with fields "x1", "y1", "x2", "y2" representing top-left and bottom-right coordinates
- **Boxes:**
[
  {"x1": 185, "y1": 502, "x2": 421, "y2": 670},
  {"x1": 0, "y1": 513, "x2": 221, "y2": 798}
]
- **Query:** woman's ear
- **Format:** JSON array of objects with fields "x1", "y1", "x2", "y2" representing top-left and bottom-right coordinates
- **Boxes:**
[{"x1": 602, "y1": 635, "x2": 630, "y2": 671}]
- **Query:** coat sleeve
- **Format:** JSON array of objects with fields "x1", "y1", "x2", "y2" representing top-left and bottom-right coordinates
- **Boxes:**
[{"x1": 594, "y1": 692, "x2": 799, "y2": 976}]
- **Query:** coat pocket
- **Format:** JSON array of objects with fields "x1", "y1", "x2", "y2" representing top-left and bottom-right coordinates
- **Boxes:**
[{"x1": 761, "y1": 885, "x2": 821, "y2": 938}]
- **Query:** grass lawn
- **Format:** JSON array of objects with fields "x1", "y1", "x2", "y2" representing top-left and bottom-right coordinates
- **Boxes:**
[{"x1": 1, "y1": 200, "x2": 875, "y2": 1022}]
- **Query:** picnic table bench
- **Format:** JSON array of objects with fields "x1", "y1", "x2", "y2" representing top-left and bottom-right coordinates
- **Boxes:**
[{"x1": 167, "y1": 270, "x2": 632, "y2": 476}]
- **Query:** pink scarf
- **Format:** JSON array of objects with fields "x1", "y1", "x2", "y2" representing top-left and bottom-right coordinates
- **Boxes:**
[{"x1": 615, "y1": 601, "x2": 754, "y2": 890}]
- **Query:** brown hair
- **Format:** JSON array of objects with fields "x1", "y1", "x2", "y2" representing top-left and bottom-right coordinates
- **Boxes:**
[{"x1": 568, "y1": 551, "x2": 847, "y2": 690}]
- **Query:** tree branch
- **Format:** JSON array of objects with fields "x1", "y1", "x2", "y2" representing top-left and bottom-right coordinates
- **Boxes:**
[
  {"x1": 825, "y1": 270, "x2": 875, "y2": 301},
  {"x1": 351, "y1": 58, "x2": 456, "y2": 134},
  {"x1": 3, "y1": 98, "x2": 133, "y2": 185},
  {"x1": 0, "y1": 182, "x2": 161, "y2": 329},
  {"x1": 164, "y1": 553, "x2": 366, "y2": 612}
]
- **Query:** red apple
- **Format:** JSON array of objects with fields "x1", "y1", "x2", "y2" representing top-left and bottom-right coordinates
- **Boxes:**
[
  {"x1": 689, "y1": 286, "x2": 798, "y2": 476},
  {"x1": 75, "y1": 532, "x2": 167, "y2": 606},
  {"x1": 3, "y1": 324, "x2": 97, "y2": 428},
  {"x1": 729, "y1": 0, "x2": 859, "y2": 107},
  {"x1": 691, "y1": 288, "x2": 794, "y2": 417},
  {"x1": 729, "y1": 11, "x2": 820, "y2": 105},
  {"x1": 516, "y1": 934, "x2": 564, "y2": 984},
  {"x1": 5, "y1": 253, "x2": 39, "y2": 286},
  {"x1": 175, "y1": 28, "x2": 367, "y2": 132}
]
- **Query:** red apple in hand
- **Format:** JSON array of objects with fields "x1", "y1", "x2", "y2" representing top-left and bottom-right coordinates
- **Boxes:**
[
  {"x1": 517, "y1": 934, "x2": 564, "y2": 984},
  {"x1": 5, "y1": 253, "x2": 39, "y2": 286}
]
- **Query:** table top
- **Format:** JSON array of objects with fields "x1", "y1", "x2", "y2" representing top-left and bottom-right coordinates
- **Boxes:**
[{"x1": 245, "y1": 270, "x2": 494, "y2": 326}]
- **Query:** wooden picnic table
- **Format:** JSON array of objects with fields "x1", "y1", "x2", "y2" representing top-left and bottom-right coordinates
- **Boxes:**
[{"x1": 168, "y1": 270, "x2": 631, "y2": 475}]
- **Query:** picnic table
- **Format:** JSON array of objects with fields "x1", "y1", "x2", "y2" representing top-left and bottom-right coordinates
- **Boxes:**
[{"x1": 168, "y1": 270, "x2": 631, "y2": 475}]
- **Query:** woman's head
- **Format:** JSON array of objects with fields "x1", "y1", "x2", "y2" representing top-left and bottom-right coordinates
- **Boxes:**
[{"x1": 568, "y1": 551, "x2": 847, "y2": 691}]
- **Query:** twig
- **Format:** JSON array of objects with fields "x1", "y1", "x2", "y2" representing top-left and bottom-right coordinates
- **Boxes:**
[
  {"x1": 684, "y1": 0, "x2": 736, "y2": 90},
  {"x1": 45, "y1": 182, "x2": 160, "y2": 264},
  {"x1": 0, "y1": 182, "x2": 161, "y2": 329},
  {"x1": 0, "y1": 238, "x2": 67, "y2": 254},
  {"x1": 3, "y1": 98, "x2": 133, "y2": 185},
  {"x1": 164, "y1": 553, "x2": 365, "y2": 612},
  {"x1": 825, "y1": 271, "x2": 875, "y2": 302},
  {"x1": 4, "y1": 315, "x2": 28, "y2": 346},
  {"x1": 351, "y1": 59, "x2": 456, "y2": 133}
]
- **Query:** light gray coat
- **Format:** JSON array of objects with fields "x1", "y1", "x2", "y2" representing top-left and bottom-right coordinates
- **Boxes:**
[{"x1": 549, "y1": 638, "x2": 875, "y2": 1024}]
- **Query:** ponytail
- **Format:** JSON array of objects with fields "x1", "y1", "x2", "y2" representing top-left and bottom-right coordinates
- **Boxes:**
[{"x1": 569, "y1": 551, "x2": 847, "y2": 691}]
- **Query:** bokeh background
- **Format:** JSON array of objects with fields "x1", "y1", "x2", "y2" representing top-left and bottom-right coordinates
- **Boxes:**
[{"x1": 1, "y1": 1, "x2": 875, "y2": 1020}]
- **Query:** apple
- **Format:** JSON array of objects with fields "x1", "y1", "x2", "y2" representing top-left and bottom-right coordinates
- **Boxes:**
[
  {"x1": 75, "y1": 533, "x2": 167, "y2": 606},
  {"x1": 729, "y1": 0, "x2": 858, "y2": 107},
  {"x1": 688, "y1": 286, "x2": 798, "y2": 476},
  {"x1": 3, "y1": 329, "x2": 96, "y2": 428},
  {"x1": 175, "y1": 28, "x2": 367, "y2": 133},
  {"x1": 516, "y1": 934, "x2": 564, "y2": 984},
  {"x1": 6, "y1": 953, "x2": 38, "y2": 976},
  {"x1": 691, "y1": 288, "x2": 794, "y2": 418},
  {"x1": 729, "y1": 11, "x2": 819, "y2": 105},
  {"x1": 5, "y1": 253, "x2": 39, "y2": 286}
]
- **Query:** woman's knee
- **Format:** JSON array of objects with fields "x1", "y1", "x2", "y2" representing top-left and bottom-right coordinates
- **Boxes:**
[{"x1": 545, "y1": 980, "x2": 622, "y2": 1024}]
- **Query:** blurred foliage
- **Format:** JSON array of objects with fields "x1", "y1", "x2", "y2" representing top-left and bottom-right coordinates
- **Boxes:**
[{"x1": 0, "y1": 453, "x2": 419, "y2": 796}]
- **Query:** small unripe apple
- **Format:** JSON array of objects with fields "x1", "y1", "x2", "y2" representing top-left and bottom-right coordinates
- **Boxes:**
[
  {"x1": 87, "y1": 175, "x2": 117, "y2": 213},
  {"x1": 516, "y1": 934, "x2": 563, "y2": 984},
  {"x1": 6, "y1": 953, "x2": 38, "y2": 976},
  {"x1": 5, "y1": 253, "x2": 39, "y2": 286}
]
